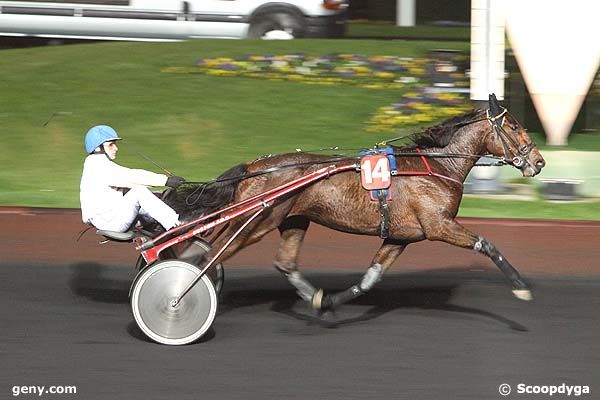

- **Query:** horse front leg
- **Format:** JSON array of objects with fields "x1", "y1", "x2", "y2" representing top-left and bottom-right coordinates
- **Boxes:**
[
  {"x1": 423, "y1": 219, "x2": 532, "y2": 301},
  {"x1": 315, "y1": 239, "x2": 407, "y2": 312}
]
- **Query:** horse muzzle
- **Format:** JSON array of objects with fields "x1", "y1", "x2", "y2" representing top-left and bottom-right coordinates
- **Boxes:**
[{"x1": 520, "y1": 157, "x2": 546, "y2": 177}]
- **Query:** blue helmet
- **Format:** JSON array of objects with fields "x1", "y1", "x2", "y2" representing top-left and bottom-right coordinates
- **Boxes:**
[{"x1": 84, "y1": 125, "x2": 122, "y2": 154}]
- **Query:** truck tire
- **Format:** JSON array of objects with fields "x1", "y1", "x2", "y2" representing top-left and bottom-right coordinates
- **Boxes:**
[{"x1": 248, "y1": 12, "x2": 304, "y2": 39}]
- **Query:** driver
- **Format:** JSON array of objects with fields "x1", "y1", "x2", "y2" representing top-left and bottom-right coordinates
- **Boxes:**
[{"x1": 80, "y1": 125, "x2": 185, "y2": 233}]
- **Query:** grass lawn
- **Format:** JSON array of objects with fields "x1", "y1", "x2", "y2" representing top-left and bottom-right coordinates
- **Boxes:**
[
  {"x1": 530, "y1": 131, "x2": 600, "y2": 152},
  {"x1": 459, "y1": 197, "x2": 600, "y2": 221},
  {"x1": 1, "y1": 38, "x2": 598, "y2": 220},
  {"x1": 347, "y1": 22, "x2": 470, "y2": 41}
]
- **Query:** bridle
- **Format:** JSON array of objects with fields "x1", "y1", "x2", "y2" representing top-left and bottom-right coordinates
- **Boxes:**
[{"x1": 486, "y1": 106, "x2": 537, "y2": 170}]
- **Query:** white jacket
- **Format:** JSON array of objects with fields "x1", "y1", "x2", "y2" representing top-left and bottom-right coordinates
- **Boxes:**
[{"x1": 80, "y1": 154, "x2": 168, "y2": 224}]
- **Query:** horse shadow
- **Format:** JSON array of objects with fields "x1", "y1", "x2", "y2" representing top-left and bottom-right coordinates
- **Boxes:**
[
  {"x1": 219, "y1": 269, "x2": 529, "y2": 332},
  {"x1": 68, "y1": 262, "x2": 135, "y2": 304},
  {"x1": 67, "y1": 264, "x2": 528, "y2": 334}
]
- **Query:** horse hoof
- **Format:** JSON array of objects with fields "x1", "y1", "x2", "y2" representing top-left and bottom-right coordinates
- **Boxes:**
[
  {"x1": 311, "y1": 289, "x2": 324, "y2": 311},
  {"x1": 512, "y1": 289, "x2": 533, "y2": 301}
]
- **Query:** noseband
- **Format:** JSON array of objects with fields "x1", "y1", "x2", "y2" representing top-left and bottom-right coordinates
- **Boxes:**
[{"x1": 486, "y1": 107, "x2": 537, "y2": 169}]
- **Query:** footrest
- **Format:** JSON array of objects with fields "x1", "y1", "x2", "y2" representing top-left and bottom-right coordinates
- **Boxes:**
[{"x1": 96, "y1": 229, "x2": 136, "y2": 242}]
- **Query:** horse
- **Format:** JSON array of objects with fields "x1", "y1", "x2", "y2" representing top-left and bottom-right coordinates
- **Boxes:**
[{"x1": 166, "y1": 94, "x2": 546, "y2": 312}]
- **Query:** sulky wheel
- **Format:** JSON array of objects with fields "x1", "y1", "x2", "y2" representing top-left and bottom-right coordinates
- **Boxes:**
[
  {"x1": 183, "y1": 239, "x2": 225, "y2": 298},
  {"x1": 131, "y1": 260, "x2": 217, "y2": 346},
  {"x1": 134, "y1": 240, "x2": 225, "y2": 297},
  {"x1": 213, "y1": 262, "x2": 224, "y2": 297}
]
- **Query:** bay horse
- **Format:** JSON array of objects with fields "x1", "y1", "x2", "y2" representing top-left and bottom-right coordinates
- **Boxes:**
[{"x1": 167, "y1": 94, "x2": 546, "y2": 311}]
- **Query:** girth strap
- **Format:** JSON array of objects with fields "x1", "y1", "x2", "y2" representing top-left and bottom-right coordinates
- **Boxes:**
[{"x1": 376, "y1": 190, "x2": 390, "y2": 239}]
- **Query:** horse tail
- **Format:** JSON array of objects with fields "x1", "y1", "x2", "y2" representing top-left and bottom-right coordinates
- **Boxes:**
[{"x1": 170, "y1": 163, "x2": 248, "y2": 220}]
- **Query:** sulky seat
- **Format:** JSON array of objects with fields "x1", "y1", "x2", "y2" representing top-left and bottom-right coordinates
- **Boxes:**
[{"x1": 96, "y1": 229, "x2": 136, "y2": 242}]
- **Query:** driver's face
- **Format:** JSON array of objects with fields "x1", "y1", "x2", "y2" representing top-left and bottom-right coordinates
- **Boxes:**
[{"x1": 103, "y1": 141, "x2": 118, "y2": 160}]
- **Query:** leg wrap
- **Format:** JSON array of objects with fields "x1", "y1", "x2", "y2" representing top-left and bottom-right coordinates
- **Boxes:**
[
  {"x1": 320, "y1": 285, "x2": 362, "y2": 311},
  {"x1": 284, "y1": 271, "x2": 317, "y2": 302},
  {"x1": 474, "y1": 237, "x2": 528, "y2": 291},
  {"x1": 319, "y1": 264, "x2": 384, "y2": 311},
  {"x1": 359, "y1": 263, "x2": 384, "y2": 291}
]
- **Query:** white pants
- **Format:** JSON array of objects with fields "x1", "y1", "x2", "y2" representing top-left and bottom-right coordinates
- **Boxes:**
[{"x1": 91, "y1": 186, "x2": 179, "y2": 232}]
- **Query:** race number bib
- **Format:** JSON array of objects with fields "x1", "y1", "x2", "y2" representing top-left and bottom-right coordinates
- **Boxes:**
[{"x1": 360, "y1": 155, "x2": 391, "y2": 190}]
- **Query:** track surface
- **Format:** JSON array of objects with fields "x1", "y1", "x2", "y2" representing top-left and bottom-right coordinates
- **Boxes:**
[{"x1": 1, "y1": 210, "x2": 599, "y2": 399}]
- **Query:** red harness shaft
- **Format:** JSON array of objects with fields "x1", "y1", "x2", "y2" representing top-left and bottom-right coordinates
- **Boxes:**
[{"x1": 140, "y1": 163, "x2": 358, "y2": 264}]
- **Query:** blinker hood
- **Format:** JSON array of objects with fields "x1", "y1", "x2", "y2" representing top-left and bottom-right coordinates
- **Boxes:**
[{"x1": 488, "y1": 93, "x2": 503, "y2": 118}]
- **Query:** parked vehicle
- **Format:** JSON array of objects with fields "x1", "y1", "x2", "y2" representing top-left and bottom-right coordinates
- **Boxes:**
[{"x1": 0, "y1": 0, "x2": 348, "y2": 41}]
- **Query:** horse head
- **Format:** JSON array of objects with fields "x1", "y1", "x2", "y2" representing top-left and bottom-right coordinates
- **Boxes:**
[{"x1": 484, "y1": 94, "x2": 545, "y2": 177}]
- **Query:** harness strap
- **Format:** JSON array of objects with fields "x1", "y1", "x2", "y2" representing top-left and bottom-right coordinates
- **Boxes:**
[
  {"x1": 417, "y1": 148, "x2": 434, "y2": 174},
  {"x1": 486, "y1": 108, "x2": 507, "y2": 125},
  {"x1": 392, "y1": 148, "x2": 463, "y2": 185}
]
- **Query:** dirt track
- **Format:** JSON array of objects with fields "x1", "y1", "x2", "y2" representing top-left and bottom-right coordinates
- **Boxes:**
[
  {"x1": 2, "y1": 208, "x2": 599, "y2": 275},
  {"x1": 2, "y1": 209, "x2": 599, "y2": 399}
]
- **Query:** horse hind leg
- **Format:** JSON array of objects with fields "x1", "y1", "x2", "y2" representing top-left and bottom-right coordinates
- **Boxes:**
[
  {"x1": 315, "y1": 239, "x2": 407, "y2": 312},
  {"x1": 273, "y1": 216, "x2": 317, "y2": 302},
  {"x1": 178, "y1": 239, "x2": 211, "y2": 265},
  {"x1": 424, "y1": 219, "x2": 532, "y2": 301}
]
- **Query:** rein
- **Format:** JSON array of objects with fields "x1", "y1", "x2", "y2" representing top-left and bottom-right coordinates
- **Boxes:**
[
  {"x1": 185, "y1": 151, "x2": 504, "y2": 185},
  {"x1": 182, "y1": 148, "x2": 509, "y2": 205},
  {"x1": 183, "y1": 156, "x2": 360, "y2": 206},
  {"x1": 182, "y1": 106, "x2": 530, "y2": 204}
]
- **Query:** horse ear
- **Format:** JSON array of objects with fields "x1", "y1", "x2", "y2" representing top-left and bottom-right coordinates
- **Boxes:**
[{"x1": 488, "y1": 93, "x2": 502, "y2": 117}]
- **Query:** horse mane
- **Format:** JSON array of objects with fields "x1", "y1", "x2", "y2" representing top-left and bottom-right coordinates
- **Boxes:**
[
  {"x1": 395, "y1": 109, "x2": 482, "y2": 150},
  {"x1": 166, "y1": 163, "x2": 248, "y2": 221}
]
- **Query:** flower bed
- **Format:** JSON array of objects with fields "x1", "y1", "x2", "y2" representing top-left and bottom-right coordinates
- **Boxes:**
[
  {"x1": 366, "y1": 89, "x2": 470, "y2": 132},
  {"x1": 164, "y1": 53, "x2": 431, "y2": 90},
  {"x1": 163, "y1": 53, "x2": 471, "y2": 131}
]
